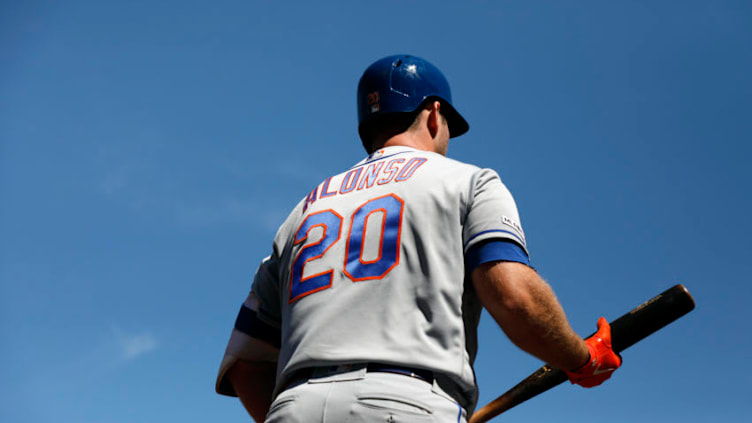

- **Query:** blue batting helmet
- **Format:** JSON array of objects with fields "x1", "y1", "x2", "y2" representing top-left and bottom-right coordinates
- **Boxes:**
[{"x1": 357, "y1": 54, "x2": 469, "y2": 142}]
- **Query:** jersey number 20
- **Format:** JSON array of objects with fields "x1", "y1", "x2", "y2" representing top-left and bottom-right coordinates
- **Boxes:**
[{"x1": 289, "y1": 194, "x2": 404, "y2": 303}]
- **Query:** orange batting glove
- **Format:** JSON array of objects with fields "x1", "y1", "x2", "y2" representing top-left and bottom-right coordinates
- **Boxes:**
[{"x1": 565, "y1": 317, "x2": 622, "y2": 388}]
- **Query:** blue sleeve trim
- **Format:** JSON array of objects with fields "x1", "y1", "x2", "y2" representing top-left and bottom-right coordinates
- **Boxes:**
[
  {"x1": 464, "y1": 229, "x2": 525, "y2": 249},
  {"x1": 465, "y1": 240, "x2": 530, "y2": 272},
  {"x1": 234, "y1": 304, "x2": 281, "y2": 348}
]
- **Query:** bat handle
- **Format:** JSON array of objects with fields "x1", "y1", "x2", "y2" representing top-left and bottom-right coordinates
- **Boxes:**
[
  {"x1": 468, "y1": 366, "x2": 567, "y2": 423},
  {"x1": 468, "y1": 284, "x2": 695, "y2": 423}
]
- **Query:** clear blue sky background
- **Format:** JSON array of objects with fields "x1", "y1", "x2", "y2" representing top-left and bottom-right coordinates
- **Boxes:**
[{"x1": 2, "y1": 1, "x2": 750, "y2": 422}]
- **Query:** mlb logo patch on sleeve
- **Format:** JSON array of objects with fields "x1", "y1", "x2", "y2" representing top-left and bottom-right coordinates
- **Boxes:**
[{"x1": 502, "y1": 215, "x2": 524, "y2": 239}]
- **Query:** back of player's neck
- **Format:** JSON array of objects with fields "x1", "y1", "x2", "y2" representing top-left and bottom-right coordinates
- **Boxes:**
[{"x1": 380, "y1": 133, "x2": 432, "y2": 153}]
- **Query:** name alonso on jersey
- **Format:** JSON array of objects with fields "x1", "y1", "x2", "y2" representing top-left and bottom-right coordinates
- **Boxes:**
[{"x1": 302, "y1": 156, "x2": 427, "y2": 213}]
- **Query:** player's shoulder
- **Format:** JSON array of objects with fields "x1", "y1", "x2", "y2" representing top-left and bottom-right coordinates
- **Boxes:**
[
  {"x1": 431, "y1": 150, "x2": 479, "y2": 169},
  {"x1": 426, "y1": 151, "x2": 504, "y2": 185}
]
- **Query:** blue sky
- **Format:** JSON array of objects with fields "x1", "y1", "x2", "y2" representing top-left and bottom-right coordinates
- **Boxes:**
[{"x1": 1, "y1": 1, "x2": 750, "y2": 422}]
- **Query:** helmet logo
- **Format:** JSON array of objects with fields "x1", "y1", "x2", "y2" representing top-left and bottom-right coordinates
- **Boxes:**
[{"x1": 367, "y1": 91, "x2": 380, "y2": 113}]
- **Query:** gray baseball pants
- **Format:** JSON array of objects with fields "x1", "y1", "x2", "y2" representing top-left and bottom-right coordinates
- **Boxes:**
[{"x1": 266, "y1": 365, "x2": 467, "y2": 423}]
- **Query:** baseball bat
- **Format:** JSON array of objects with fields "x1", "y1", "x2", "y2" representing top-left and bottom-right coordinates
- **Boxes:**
[{"x1": 468, "y1": 284, "x2": 696, "y2": 423}]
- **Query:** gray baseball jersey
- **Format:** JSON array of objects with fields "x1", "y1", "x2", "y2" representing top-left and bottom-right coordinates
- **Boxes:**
[{"x1": 216, "y1": 145, "x2": 529, "y2": 410}]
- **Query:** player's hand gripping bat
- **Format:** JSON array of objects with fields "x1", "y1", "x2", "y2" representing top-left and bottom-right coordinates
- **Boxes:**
[{"x1": 468, "y1": 284, "x2": 696, "y2": 423}]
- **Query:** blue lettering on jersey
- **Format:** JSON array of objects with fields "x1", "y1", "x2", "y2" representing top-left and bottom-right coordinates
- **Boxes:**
[
  {"x1": 357, "y1": 161, "x2": 385, "y2": 190},
  {"x1": 344, "y1": 194, "x2": 404, "y2": 281},
  {"x1": 395, "y1": 158, "x2": 427, "y2": 182},
  {"x1": 377, "y1": 159, "x2": 405, "y2": 185},
  {"x1": 289, "y1": 195, "x2": 405, "y2": 302},
  {"x1": 321, "y1": 176, "x2": 337, "y2": 198},
  {"x1": 302, "y1": 186, "x2": 318, "y2": 213},
  {"x1": 289, "y1": 209, "x2": 344, "y2": 303},
  {"x1": 339, "y1": 168, "x2": 363, "y2": 194},
  {"x1": 303, "y1": 157, "x2": 428, "y2": 211}
]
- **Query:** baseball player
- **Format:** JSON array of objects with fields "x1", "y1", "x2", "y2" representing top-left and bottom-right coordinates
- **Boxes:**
[{"x1": 216, "y1": 55, "x2": 621, "y2": 422}]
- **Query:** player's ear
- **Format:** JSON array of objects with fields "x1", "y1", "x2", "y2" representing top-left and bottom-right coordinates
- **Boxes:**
[{"x1": 427, "y1": 101, "x2": 442, "y2": 138}]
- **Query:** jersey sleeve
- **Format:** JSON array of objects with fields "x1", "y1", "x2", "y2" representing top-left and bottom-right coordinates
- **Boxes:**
[
  {"x1": 465, "y1": 239, "x2": 531, "y2": 272},
  {"x1": 463, "y1": 168, "x2": 529, "y2": 255},
  {"x1": 215, "y1": 254, "x2": 282, "y2": 397}
]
